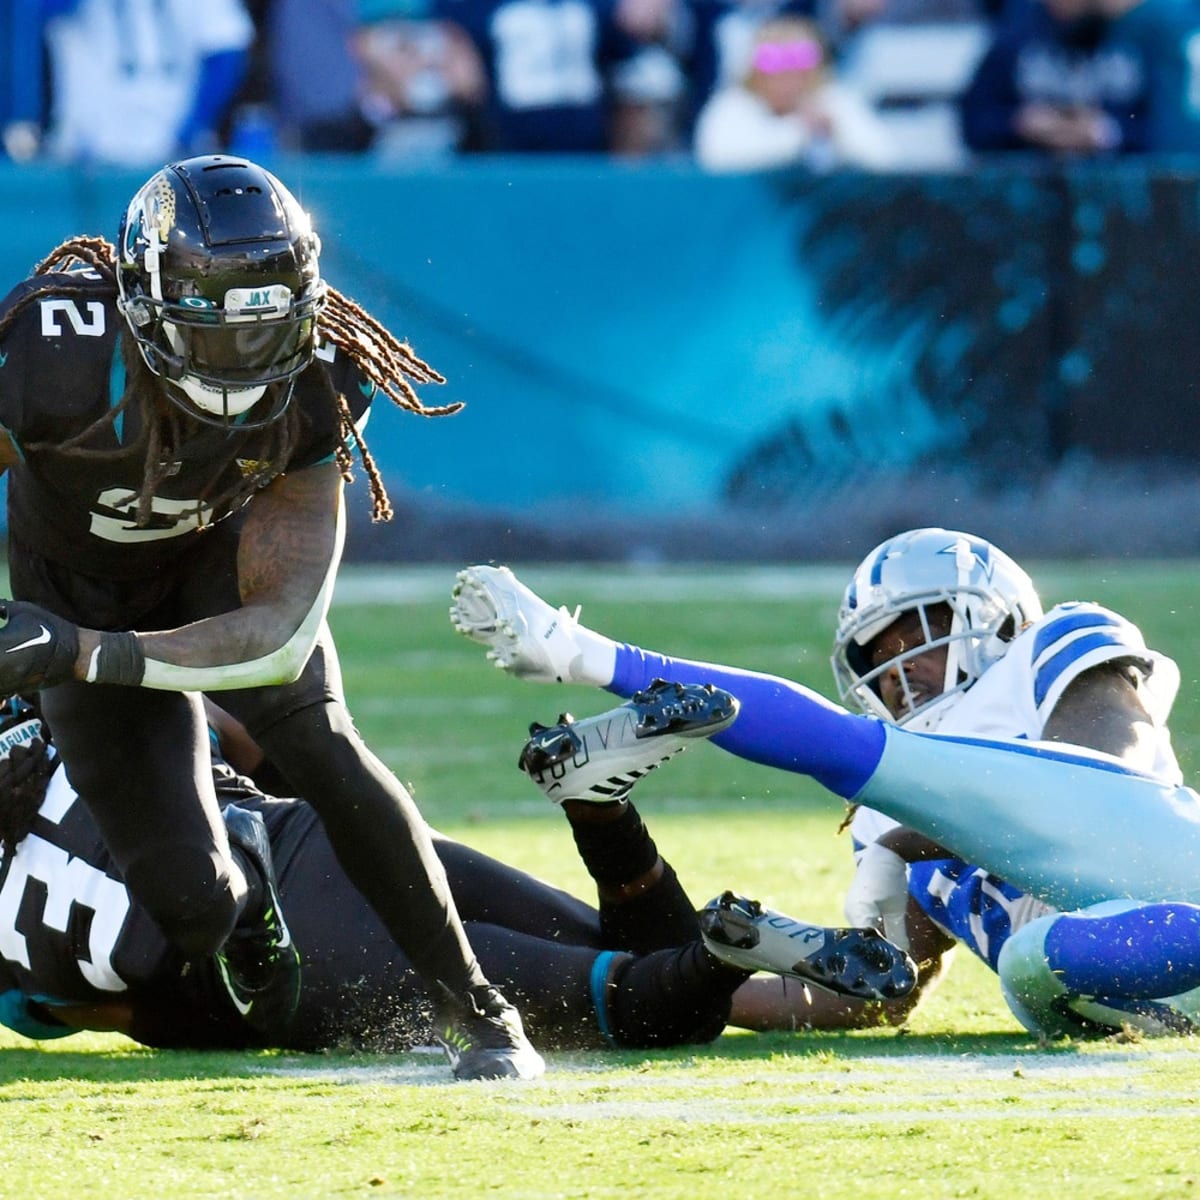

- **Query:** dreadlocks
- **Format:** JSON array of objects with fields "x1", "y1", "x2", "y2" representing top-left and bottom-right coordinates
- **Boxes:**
[{"x1": 0, "y1": 235, "x2": 459, "y2": 526}]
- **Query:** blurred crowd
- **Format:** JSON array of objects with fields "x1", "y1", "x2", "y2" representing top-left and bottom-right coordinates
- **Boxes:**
[{"x1": 2, "y1": 0, "x2": 1200, "y2": 175}]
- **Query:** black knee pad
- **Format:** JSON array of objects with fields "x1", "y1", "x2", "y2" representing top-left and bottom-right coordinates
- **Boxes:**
[{"x1": 123, "y1": 842, "x2": 240, "y2": 960}]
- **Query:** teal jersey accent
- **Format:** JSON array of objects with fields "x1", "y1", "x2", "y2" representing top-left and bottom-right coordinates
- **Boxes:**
[
  {"x1": 109, "y1": 341, "x2": 126, "y2": 443},
  {"x1": 0, "y1": 990, "x2": 73, "y2": 1040}
]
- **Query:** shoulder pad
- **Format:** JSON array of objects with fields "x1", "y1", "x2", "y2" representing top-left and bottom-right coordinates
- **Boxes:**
[
  {"x1": 1026, "y1": 602, "x2": 1151, "y2": 713},
  {"x1": 0, "y1": 269, "x2": 116, "y2": 327}
]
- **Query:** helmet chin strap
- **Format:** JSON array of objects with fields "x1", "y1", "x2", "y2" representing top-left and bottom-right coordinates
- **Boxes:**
[
  {"x1": 175, "y1": 375, "x2": 266, "y2": 417},
  {"x1": 159, "y1": 375, "x2": 298, "y2": 431}
]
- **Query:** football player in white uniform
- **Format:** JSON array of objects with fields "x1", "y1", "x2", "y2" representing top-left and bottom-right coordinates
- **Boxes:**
[{"x1": 450, "y1": 529, "x2": 1200, "y2": 1037}]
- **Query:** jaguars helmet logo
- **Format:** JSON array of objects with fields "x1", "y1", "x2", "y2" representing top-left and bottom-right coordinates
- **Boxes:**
[{"x1": 121, "y1": 171, "x2": 176, "y2": 264}]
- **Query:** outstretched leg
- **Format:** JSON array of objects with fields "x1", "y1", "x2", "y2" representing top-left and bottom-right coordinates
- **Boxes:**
[
  {"x1": 222, "y1": 629, "x2": 542, "y2": 1080},
  {"x1": 999, "y1": 900, "x2": 1200, "y2": 1037}
]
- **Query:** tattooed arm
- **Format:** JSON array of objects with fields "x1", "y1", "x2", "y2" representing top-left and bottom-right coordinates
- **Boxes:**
[{"x1": 73, "y1": 462, "x2": 346, "y2": 691}]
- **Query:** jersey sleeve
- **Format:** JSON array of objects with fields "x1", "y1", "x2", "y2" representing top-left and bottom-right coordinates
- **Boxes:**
[
  {"x1": 0, "y1": 276, "x2": 47, "y2": 447},
  {"x1": 1026, "y1": 602, "x2": 1158, "y2": 722},
  {"x1": 908, "y1": 858, "x2": 1057, "y2": 971},
  {"x1": 0, "y1": 269, "x2": 122, "y2": 453},
  {"x1": 287, "y1": 347, "x2": 376, "y2": 470}
]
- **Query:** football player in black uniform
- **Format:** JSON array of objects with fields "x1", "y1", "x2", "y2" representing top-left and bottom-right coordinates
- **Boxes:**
[
  {"x1": 0, "y1": 694, "x2": 910, "y2": 1052},
  {"x1": 0, "y1": 154, "x2": 541, "y2": 1079}
]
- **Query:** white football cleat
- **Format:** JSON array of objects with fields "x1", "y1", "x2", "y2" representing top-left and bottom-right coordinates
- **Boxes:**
[
  {"x1": 450, "y1": 565, "x2": 586, "y2": 683},
  {"x1": 518, "y1": 679, "x2": 740, "y2": 804},
  {"x1": 699, "y1": 892, "x2": 918, "y2": 1001}
]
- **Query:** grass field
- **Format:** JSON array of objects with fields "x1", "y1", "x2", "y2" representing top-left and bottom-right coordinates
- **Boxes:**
[{"x1": 6, "y1": 561, "x2": 1200, "y2": 1199}]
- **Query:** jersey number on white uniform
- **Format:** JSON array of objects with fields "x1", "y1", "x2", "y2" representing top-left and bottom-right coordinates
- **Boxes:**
[{"x1": 491, "y1": 0, "x2": 601, "y2": 108}]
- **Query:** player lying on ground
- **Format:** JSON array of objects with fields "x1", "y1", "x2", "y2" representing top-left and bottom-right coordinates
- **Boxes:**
[
  {"x1": 452, "y1": 529, "x2": 1200, "y2": 1037},
  {"x1": 0, "y1": 687, "x2": 914, "y2": 1052}
]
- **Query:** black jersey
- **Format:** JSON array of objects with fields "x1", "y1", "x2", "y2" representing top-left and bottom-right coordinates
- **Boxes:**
[
  {"x1": 0, "y1": 755, "x2": 316, "y2": 1045},
  {"x1": 0, "y1": 266, "x2": 374, "y2": 581},
  {"x1": 0, "y1": 750, "x2": 738, "y2": 1053},
  {"x1": 0, "y1": 759, "x2": 179, "y2": 1026}
]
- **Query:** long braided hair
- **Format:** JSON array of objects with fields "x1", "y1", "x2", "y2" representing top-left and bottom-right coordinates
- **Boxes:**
[{"x1": 0, "y1": 236, "x2": 460, "y2": 526}]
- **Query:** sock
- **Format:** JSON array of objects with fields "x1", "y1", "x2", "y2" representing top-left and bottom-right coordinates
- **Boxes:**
[
  {"x1": 1045, "y1": 902, "x2": 1200, "y2": 997},
  {"x1": 567, "y1": 802, "x2": 701, "y2": 952},
  {"x1": 576, "y1": 625, "x2": 618, "y2": 686},
  {"x1": 599, "y1": 862, "x2": 701, "y2": 954},
  {"x1": 609, "y1": 645, "x2": 886, "y2": 796},
  {"x1": 568, "y1": 801, "x2": 659, "y2": 890}
]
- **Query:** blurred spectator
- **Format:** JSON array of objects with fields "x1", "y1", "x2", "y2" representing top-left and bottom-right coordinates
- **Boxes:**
[
  {"x1": 42, "y1": 0, "x2": 253, "y2": 166},
  {"x1": 819, "y1": 0, "x2": 987, "y2": 53},
  {"x1": 960, "y1": 0, "x2": 1200, "y2": 155},
  {"x1": 676, "y1": 0, "x2": 815, "y2": 138},
  {"x1": 1101, "y1": 0, "x2": 1200, "y2": 153},
  {"x1": 0, "y1": 0, "x2": 50, "y2": 161},
  {"x1": 431, "y1": 0, "x2": 682, "y2": 153},
  {"x1": 354, "y1": 6, "x2": 488, "y2": 158},
  {"x1": 694, "y1": 15, "x2": 899, "y2": 169},
  {"x1": 260, "y1": 0, "x2": 374, "y2": 152}
]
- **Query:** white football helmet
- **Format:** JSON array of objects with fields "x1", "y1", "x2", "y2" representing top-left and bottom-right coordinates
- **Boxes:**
[{"x1": 832, "y1": 528, "x2": 1042, "y2": 726}]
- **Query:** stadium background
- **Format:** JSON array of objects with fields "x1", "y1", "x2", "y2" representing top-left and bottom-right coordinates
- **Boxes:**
[{"x1": 2, "y1": 155, "x2": 1198, "y2": 564}]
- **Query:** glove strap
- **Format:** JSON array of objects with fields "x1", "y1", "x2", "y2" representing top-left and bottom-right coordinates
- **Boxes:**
[{"x1": 87, "y1": 632, "x2": 146, "y2": 687}]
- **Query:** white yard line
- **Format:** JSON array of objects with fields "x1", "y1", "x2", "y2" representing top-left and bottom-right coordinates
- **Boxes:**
[
  {"x1": 259, "y1": 1047, "x2": 1197, "y2": 1118},
  {"x1": 332, "y1": 565, "x2": 851, "y2": 607}
]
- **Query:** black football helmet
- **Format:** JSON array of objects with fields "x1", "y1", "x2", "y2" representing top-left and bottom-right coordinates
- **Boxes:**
[{"x1": 116, "y1": 155, "x2": 326, "y2": 427}]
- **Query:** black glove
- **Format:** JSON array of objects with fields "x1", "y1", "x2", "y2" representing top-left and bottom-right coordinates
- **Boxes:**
[
  {"x1": 0, "y1": 601, "x2": 80, "y2": 692},
  {"x1": 0, "y1": 737, "x2": 56, "y2": 856},
  {"x1": 4, "y1": 736, "x2": 54, "y2": 794}
]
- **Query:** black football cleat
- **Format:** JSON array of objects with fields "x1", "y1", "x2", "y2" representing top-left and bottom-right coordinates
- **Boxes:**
[
  {"x1": 518, "y1": 679, "x2": 740, "y2": 804},
  {"x1": 434, "y1": 984, "x2": 545, "y2": 1081},
  {"x1": 215, "y1": 804, "x2": 301, "y2": 1038}
]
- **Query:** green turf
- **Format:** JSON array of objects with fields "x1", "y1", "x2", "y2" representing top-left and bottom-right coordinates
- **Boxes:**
[{"x1": 5, "y1": 562, "x2": 1200, "y2": 1199}]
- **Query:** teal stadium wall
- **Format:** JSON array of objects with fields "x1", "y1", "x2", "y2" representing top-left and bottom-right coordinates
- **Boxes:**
[{"x1": 2, "y1": 158, "x2": 1199, "y2": 560}]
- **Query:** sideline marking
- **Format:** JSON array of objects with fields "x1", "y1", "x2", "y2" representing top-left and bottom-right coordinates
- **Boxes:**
[{"x1": 333, "y1": 565, "x2": 850, "y2": 607}]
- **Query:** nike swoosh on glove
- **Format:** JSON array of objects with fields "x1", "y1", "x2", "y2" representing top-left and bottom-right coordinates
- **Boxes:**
[{"x1": 0, "y1": 601, "x2": 80, "y2": 691}]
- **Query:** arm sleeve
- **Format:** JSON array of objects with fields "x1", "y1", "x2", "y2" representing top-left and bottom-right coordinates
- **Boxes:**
[
  {"x1": 609, "y1": 643, "x2": 886, "y2": 797},
  {"x1": 132, "y1": 496, "x2": 343, "y2": 692}
]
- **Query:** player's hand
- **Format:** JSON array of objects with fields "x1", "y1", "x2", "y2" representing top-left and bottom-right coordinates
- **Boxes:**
[
  {"x1": 0, "y1": 601, "x2": 80, "y2": 692},
  {"x1": 3, "y1": 736, "x2": 54, "y2": 797},
  {"x1": 450, "y1": 565, "x2": 587, "y2": 683},
  {"x1": 844, "y1": 841, "x2": 911, "y2": 952},
  {"x1": 0, "y1": 735, "x2": 56, "y2": 855}
]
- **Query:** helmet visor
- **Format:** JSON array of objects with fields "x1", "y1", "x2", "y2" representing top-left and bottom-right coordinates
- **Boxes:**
[
  {"x1": 177, "y1": 311, "x2": 317, "y2": 383},
  {"x1": 147, "y1": 283, "x2": 326, "y2": 388}
]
